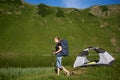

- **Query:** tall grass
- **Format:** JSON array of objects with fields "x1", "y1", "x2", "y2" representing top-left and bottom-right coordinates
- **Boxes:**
[{"x1": 0, "y1": 55, "x2": 119, "y2": 80}]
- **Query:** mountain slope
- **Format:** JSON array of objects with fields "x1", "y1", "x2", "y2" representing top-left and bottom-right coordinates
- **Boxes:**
[{"x1": 0, "y1": 1, "x2": 120, "y2": 67}]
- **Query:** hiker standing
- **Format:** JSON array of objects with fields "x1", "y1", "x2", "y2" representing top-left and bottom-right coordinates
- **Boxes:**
[{"x1": 53, "y1": 37, "x2": 70, "y2": 76}]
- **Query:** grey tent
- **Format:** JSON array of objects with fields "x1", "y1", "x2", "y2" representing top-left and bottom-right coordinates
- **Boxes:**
[{"x1": 73, "y1": 46, "x2": 115, "y2": 68}]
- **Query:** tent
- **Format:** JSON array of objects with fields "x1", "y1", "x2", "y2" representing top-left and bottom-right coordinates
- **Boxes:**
[{"x1": 73, "y1": 46, "x2": 115, "y2": 68}]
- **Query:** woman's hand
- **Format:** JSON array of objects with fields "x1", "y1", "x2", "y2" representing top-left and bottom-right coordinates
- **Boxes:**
[{"x1": 52, "y1": 51, "x2": 57, "y2": 55}]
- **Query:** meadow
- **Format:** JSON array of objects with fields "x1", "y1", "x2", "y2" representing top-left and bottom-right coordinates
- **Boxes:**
[
  {"x1": 0, "y1": 55, "x2": 119, "y2": 80},
  {"x1": 0, "y1": 0, "x2": 120, "y2": 80}
]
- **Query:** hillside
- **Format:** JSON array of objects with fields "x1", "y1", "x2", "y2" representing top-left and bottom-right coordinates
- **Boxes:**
[{"x1": 0, "y1": 0, "x2": 120, "y2": 67}]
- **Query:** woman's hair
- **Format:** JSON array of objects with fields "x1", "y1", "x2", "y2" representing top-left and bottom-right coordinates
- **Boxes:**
[{"x1": 55, "y1": 36, "x2": 61, "y2": 41}]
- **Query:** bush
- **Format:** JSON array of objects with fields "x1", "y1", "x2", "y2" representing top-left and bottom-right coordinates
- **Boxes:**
[
  {"x1": 37, "y1": 3, "x2": 52, "y2": 17},
  {"x1": 56, "y1": 8, "x2": 64, "y2": 17},
  {"x1": 0, "y1": 0, "x2": 23, "y2": 5},
  {"x1": 100, "y1": 6, "x2": 109, "y2": 12}
]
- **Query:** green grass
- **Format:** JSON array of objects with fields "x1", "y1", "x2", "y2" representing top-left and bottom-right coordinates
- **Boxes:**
[
  {"x1": 0, "y1": 55, "x2": 119, "y2": 80},
  {"x1": 0, "y1": 1, "x2": 120, "y2": 67},
  {"x1": 0, "y1": 1, "x2": 120, "y2": 80}
]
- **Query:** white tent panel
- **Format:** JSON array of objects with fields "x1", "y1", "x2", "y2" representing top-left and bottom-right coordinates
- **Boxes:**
[
  {"x1": 98, "y1": 51, "x2": 115, "y2": 64},
  {"x1": 73, "y1": 56, "x2": 89, "y2": 68}
]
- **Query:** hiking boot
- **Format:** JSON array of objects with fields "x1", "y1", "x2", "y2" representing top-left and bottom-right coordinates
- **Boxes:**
[{"x1": 66, "y1": 72, "x2": 70, "y2": 76}]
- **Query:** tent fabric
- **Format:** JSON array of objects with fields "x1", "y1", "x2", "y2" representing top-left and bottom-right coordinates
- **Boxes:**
[{"x1": 73, "y1": 46, "x2": 115, "y2": 68}]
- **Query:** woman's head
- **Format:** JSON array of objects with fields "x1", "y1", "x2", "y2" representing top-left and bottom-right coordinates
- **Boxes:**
[{"x1": 54, "y1": 36, "x2": 61, "y2": 43}]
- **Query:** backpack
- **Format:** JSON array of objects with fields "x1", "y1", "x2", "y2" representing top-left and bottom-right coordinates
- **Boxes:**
[{"x1": 61, "y1": 39, "x2": 69, "y2": 56}]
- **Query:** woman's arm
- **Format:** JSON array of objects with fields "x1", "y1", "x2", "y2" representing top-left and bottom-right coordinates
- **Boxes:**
[{"x1": 55, "y1": 46, "x2": 62, "y2": 54}]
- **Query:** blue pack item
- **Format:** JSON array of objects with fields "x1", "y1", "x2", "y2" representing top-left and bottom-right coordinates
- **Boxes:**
[{"x1": 61, "y1": 40, "x2": 69, "y2": 56}]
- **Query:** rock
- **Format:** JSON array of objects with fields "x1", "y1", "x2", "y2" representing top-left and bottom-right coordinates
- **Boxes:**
[
  {"x1": 90, "y1": 6, "x2": 110, "y2": 17},
  {"x1": 7, "y1": 11, "x2": 12, "y2": 15},
  {"x1": 14, "y1": 10, "x2": 21, "y2": 15},
  {"x1": 100, "y1": 22, "x2": 108, "y2": 28},
  {"x1": 90, "y1": 6, "x2": 102, "y2": 16}
]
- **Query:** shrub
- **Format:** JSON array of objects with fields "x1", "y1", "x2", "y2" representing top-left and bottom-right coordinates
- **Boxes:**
[
  {"x1": 37, "y1": 3, "x2": 51, "y2": 17},
  {"x1": 56, "y1": 8, "x2": 64, "y2": 17},
  {"x1": 100, "y1": 6, "x2": 109, "y2": 12}
]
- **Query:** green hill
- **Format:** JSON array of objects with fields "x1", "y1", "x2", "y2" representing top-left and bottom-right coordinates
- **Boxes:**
[{"x1": 0, "y1": 0, "x2": 120, "y2": 67}]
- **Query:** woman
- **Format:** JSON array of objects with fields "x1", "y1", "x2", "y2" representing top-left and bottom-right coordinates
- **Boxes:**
[{"x1": 53, "y1": 37, "x2": 70, "y2": 76}]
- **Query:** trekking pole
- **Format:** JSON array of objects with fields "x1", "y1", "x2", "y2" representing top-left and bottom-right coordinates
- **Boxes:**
[{"x1": 52, "y1": 51, "x2": 55, "y2": 73}]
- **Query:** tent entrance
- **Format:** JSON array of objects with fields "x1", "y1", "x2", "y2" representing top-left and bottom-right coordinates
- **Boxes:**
[{"x1": 86, "y1": 50, "x2": 99, "y2": 64}]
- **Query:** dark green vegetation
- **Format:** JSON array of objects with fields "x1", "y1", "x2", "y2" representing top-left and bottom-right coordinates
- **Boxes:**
[
  {"x1": 0, "y1": 0, "x2": 120, "y2": 80},
  {"x1": 0, "y1": 55, "x2": 120, "y2": 80}
]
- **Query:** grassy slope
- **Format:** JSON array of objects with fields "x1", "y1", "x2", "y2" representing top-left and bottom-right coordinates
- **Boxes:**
[
  {"x1": 0, "y1": 0, "x2": 120, "y2": 67},
  {"x1": 0, "y1": 1, "x2": 120, "y2": 80}
]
